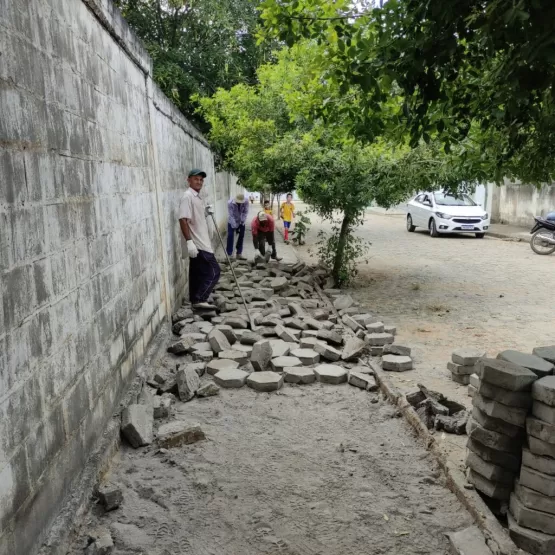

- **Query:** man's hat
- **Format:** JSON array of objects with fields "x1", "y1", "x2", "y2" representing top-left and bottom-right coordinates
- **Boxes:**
[
  {"x1": 258, "y1": 211, "x2": 268, "y2": 221},
  {"x1": 235, "y1": 193, "x2": 245, "y2": 203},
  {"x1": 188, "y1": 168, "x2": 207, "y2": 178}
]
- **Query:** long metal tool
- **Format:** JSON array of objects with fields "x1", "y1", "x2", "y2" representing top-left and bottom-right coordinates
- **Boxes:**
[{"x1": 208, "y1": 212, "x2": 258, "y2": 331}]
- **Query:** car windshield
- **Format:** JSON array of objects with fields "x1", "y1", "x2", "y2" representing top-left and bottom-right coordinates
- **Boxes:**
[{"x1": 433, "y1": 193, "x2": 476, "y2": 206}]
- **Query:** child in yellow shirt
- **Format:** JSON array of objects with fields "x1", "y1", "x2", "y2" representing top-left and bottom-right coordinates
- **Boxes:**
[{"x1": 280, "y1": 193, "x2": 295, "y2": 243}]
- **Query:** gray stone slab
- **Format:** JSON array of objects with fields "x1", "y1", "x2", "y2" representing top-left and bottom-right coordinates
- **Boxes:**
[
  {"x1": 301, "y1": 329, "x2": 319, "y2": 339},
  {"x1": 365, "y1": 332, "x2": 394, "y2": 346},
  {"x1": 240, "y1": 331, "x2": 263, "y2": 345},
  {"x1": 451, "y1": 372, "x2": 470, "y2": 385},
  {"x1": 477, "y1": 379, "x2": 532, "y2": 409},
  {"x1": 290, "y1": 348, "x2": 320, "y2": 365},
  {"x1": 192, "y1": 341, "x2": 212, "y2": 352},
  {"x1": 468, "y1": 469, "x2": 512, "y2": 500},
  {"x1": 275, "y1": 325, "x2": 298, "y2": 343},
  {"x1": 447, "y1": 526, "x2": 494, "y2": 555},
  {"x1": 447, "y1": 361, "x2": 476, "y2": 376},
  {"x1": 299, "y1": 337, "x2": 326, "y2": 350},
  {"x1": 369, "y1": 346, "x2": 384, "y2": 357},
  {"x1": 271, "y1": 356, "x2": 302, "y2": 372},
  {"x1": 206, "y1": 358, "x2": 239, "y2": 376},
  {"x1": 520, "y1": 465, "x2": 555, "y2": 498},
  {"x1": 473, "y1": 393, "x2": 528, "y2": 427},
  {"x1": 465, "y1": 450, "x2": 516, "y2": 485},
  {"x1": 250, "y1": 340, "x2": 273, "y2": 372},
  {"x1": 532, "y1": 400, "x2": 555, "y2": 425},
  {"x1": 383, "y1": 325, "x2": 396, "y2": 335},
  {"x1": 197, "y1": 383, "x2": 220, "y2": 397},
  {"x1": 383, "y1": 344, "x2": 412, "y2": 357},
  {"x1": 527, "y1": 416, "x2": 555, "y2": 445},
  {"x1": 348, "y1": 372, "x2": 378, "y2": 391},
  {"x1": 247, "y1": 371, "x2": 284, "y2": 392},
  {"x1": 467, "y1": 438, "x2": 521, "y2": 472},
  {"x1": 192, "y1": 350, "x2": 214, "y2": 362},
  {"x1": 350, "y1": 364, "x2": 374, "y2": 375},
  {"x1": 333, "y1": 294, "x2": 354, "y2": 310},
  {"x1": 313, "y1": 342, "x2": 342, "y2": 362},
  {"x1": 532, "y1": 375, "x2": 555, "y2": 407},
  {"x1": 382, "y1": 355, "x2": 413, "y2": 372},
  {"x1": 469, "y1": 373, "x2": 480, "y2": 388},
  {"x1": 498, "y1": 350, "x2": 554, "y2": 378},
  {"x1": 508, "y1": 511, "x2": 555, "y2": 555},
  {"x1": 468, "y1": 420, "x2": 522, "y2": 454},
  {"x1": 468, "y1": 384, "x2": 477, "y2": 398},
  {"x1": 533, "y1": 345, "x2": 555, "y2": 365},
  {"x1": 314, "y1": 364, "x2": 348, "y2": 384},
  {"x1": 515, "y1": 481, "x2": 555, "y2": 516},
  {"x1": 214, "y1": 325, "x2": 237, "y2": 344},
  {"x1": 121, "y1": 405, "x2": 153, "y2": 448},
  {"x1": 366, "y1": 322, "x2": 384, "y2": 333},
  {"x1": 528, "y1": 435, "x2": 555, "y2": 459},
  {"x1": 271, "y1": 276, "x2": 288, "y2": 291},
  {"x1": 317, "y1": 329, "x2": 343, "y2": 346},
  {"x1": 477, "y1": 357, "x2": 538, "y2": 391},
  {"x1": 268, "y1": 339, "x2": 293, "y2": 358},
  {"x1": 342, "y1": 315, "x2": 363, "y2": 333},
  {"x1": 471, "y1": 406, "x2": 526, "y2": 439},
  {"x1": 218, "y1": 349, "x2": 249, "y2": 366},
  {"x1": 452, "y1": 347, "x2": 486, "y2": 366},
  {"x1": 283, "y1": 367, "x2": 316, "y2": 384},
  {"x1": 207, "y1": 329, "x2": 231, "y2": 354},
  {"x1": 522, "y1": 447, "x2": 555, "y2": 476},
  {"x1": 510, "y1": 492, "x2": 555, "y2": 535},
  {"x1": 176, "y1": 367, "x2": 200, "y2": 402},
  {"x1": 213, "y1": 368, "x2": 248, "y2": 388},
  {"x1": 234, "y1": 343, "x2": 253, "y2": 354},
  {"x1": 167, "y1": 336, "x2": 196, "y2": 355},
  {"x1": 223, "y1": 316, "x2": 248, "y2": 329},
  {"x1": 341, "y1": 337, "x2": 366, "y2": 362}
]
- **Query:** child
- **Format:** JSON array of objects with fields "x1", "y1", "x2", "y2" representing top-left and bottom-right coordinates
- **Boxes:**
[
  {"x1": 280, "y1": 193, "x2": 295, "y2": 243},
  {"x1": 263, "y1": 200, "x2": 272, "y2": 216}
]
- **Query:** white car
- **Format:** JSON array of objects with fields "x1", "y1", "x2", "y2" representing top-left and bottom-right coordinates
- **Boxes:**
[{"x1": 406, "y1": 192, "x2": 490, "y2": 238}]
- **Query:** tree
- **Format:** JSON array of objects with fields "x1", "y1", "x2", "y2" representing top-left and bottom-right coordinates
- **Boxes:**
[
  {"x1": 114, "y1": 0, "x2": 275, "y2": 129},
  {"x1": 260, "y1": 0, "x2": 555, "y2": 184}
]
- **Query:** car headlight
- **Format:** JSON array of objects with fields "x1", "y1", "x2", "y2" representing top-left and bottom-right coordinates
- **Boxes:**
[
  {"x1": 435, "y1": 212, "x2": 452, "y2": 220},
  {"x1": 481, "y1": 213, "x2": 489, "y2": 220}
]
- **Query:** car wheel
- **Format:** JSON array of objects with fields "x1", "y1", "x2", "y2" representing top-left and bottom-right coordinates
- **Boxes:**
[
  {"x1": 429, "y1": 218, "x2": 439, "y2": 237},
  {"x1": 406, "y1": 214, "x2": 416, "y2": 232},
  {"x1": 475, "y1": 233, "x2": 485, "y2": 239}
]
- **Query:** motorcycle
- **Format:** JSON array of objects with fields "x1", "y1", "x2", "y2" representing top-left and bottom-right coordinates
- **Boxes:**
[{"x1": 530, "y1": 214, "x2": 555, "y2": 255}]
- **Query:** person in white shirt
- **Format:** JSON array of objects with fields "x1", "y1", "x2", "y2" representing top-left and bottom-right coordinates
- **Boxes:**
[{"x1": 178, "y1": 169, "x2": 220, "y2": 310}]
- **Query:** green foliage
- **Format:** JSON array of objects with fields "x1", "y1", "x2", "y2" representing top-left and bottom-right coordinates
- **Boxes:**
[
  {"x1": 114, "y1": 0, "x2": 275, "y2": 129},
  {"x1": 291, "y1": 211, "x2": 310, "y2": 245}
]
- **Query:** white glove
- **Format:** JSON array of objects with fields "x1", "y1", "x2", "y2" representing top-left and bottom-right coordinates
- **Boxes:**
[
  {"x1": 205, "y1": 204, "x2": 214, "y2": 216},
  {"x1": 187, "y1": 240, "x2": 198, "y2": 258},
  {"x1": 255, "y1": 249, "x2": 263, "y2": 259}
]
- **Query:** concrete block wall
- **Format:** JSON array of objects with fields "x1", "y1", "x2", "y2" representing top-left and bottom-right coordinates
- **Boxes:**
[{"x1": 0, "y1": 1, "x2": 241, "y2": 553}]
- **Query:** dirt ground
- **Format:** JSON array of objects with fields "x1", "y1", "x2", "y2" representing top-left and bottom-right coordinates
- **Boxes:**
[
  {"x1": 71, "y1": 359, "x2": 471, "y2": 555},
  {"x1": 294, "y1": 206, "x2": 555, "y2": 467}
]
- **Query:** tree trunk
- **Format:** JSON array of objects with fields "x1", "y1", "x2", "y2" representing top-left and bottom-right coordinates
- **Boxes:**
[
  {"x1": 332, "y1": 214, "x2": 351, "y2": 287},
  {"x1": 276, "y1": 193, "x2": 281, "y2": 219}
]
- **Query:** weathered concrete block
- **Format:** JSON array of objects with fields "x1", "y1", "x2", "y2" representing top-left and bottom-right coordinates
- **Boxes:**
[
  {"x1": 348, "y1": 372, "x2": 378, "y2": 391},
  {"x1": 498, "y1": 350, "x2": 554, "y2": 378},
  {"x1": 96, "y1": 483, "x2": 123, "y2": 512},
  {"x1": 452, "y1": 347, "x2": 486, "y2": 366},
  {"x1": 468, "y1": 384, "x2": 477, "y2": 398},
  {"x1": 528, "y1": 435, "x2": 555, "y2": 459},
  {"x1": 469, "y1": 421, "x2": 522, "y2": 454},
  {"x1": 167, "y1": 336, "x2": 196, "y2": 355},
  {"x1": 218, "y1": 349, "x2": 249, "y2": 366},
  {"x1": 214, "y1": 324, "x2": 237, "y2": 344},
  {"x1": 467, "y1": 438, "x2": 521, "y2": 472},
  {"x1": 275, "y1": 325, "x2": 298, "y2": 343},
  {"x1": 465, "y1": 450, "x2": 516, "y2": 485},
  {"x1": 446, "y1": 526, "x2": 493, "y2": 555},
  {"x1": 533, "y1": 346, "x2": 555, "y2": 365},
  {"x1": 510, "y1": 492, "x2": 555, "y2": 535},
  {"x1": 333, "y1": 294, "x2": 354, "y2": 310},
  {"x1": 317, "y1": 329, "x2": 343, "y2": 346},
  {"x1": 341, "y1": 337, "x2": 366, "y2": 362},
  {"x1": 290, "y1": 348, "x2": 320, "y2": 365},
  {"x1": 508, "y1": 511, "x2": 555, "y2": 555},
  {"x1": 176, "y1": 368, "x2": 200, "y2": 402},
  {"x1": 314, "y1": 364, "x2": 347, "y2": 384},
  {"x1": 382, "y1": 355, "x2": 413, "y2": 372},
  {"x1": 157, "y1": 422, "x2": 205, "y2": 448},
  {"x1": 213, "y1": 368, "x2": 248, "y2": 388},
  {"x1": 304, "y1": 317, "x2": 324, "y2": 330},
  {"x1": 383, "y1": 344, "x2": 411, "y2": 357},
  {"x1": 473, "y1": 393, "x2": 528, "y2": 427},
  {"x1": 85, "y1": 530, "x2": 114, "y2": 555},
  {"x1": 515, "y1": 481, "x2": 555, "y2": 516},
  {"x1": 284, "y1": 367, "x2": 315, "y2": 384},
  {"x1": 477, "y1": 379, "x2": 532, "y2": 409},
  {"x1": 247, "y1": 371, "x2": 284, "y2": 392},
  {"x1": 250, "y1": 340, "x2": 274, "y2": 372},
  {"x1": 366, "y1": 322, "x2": 384, "y2": 333},
  {"x1": 365, "y1": 332, "x2": 394, "y2": 346},
  {"x1": 153, "y1": 396, "x2": 172, "y2": 419},
  {"x1": 472, "y1": 406, "x2": 525, "y2": 439},
  {"x1": 299, "y1": 337, "x2": 326, "y2": 350},
  {"x1": 192, "y1": 341, "x2": 213, "y2": 352},
  {"x1": 207, "y1": 329, "x2": 231, "y2": 354},
  {"x1": 223, "y1": 316, "x2": 248, "y2": 329},
  {"x1": 312, "y1": 309, "x2": 329, "y2": 321},
  {"x1": 350, "y1": 364, "x2": 374, "y2": 375},
  {"x1": 527, "y1": 416, "x2": 555, "y2": 445},
  {"x1": 469, "y1": 373, "x2": 480, "y2": 388},
  {"x1": 342, "y1": 315, "x2": 363, "y2": 333},
  {"x1": 477, "y1": 357, "x2": 538, "y2": 391},
  {"x1": 206, "y1": 358, "x2": 239, "y2": 376},
  {"x1": 284, "y1": 318, "x2": 308, "y2": 331},
  {"x1": 121, "y1": 405, "x2": 153, "y2": 448},
  {"x1": 301, "y1": 329, "x2": 319, "y2": 338},
  {"x1": 197, "y1": 383, "x2": 220, "y2": 397},
  {"x1": 447, "y1": 361, "x2": 476, "y2": 376},
  {"x1": 532, "y1": 375, "x2": 555, "y2": 407},
  {"x1": 519, "y1": 465, "x2": 555, "y2": 498},
  {"x1": 451, "y1": 373, "x2": 471, "y2": 385},
  {"x1": 234, "y1": 344, "x2": 253, "y2": 355},
  {"x1": 313, "y1": 342, "x2": 342, "y2": 362},
  {"x1": 192, "y1": 350, "x2": 214, "y2": 362},
  {"x1": 240, "y1": 331, "x2": 263, "y2": 345},
  {"x1": 383, "y1": 325, "x2": 396, "y2": 335},
  {"x1": 532, "y1": 400, "x2": 555, "y2": 425},
  {"x1": 468, "y1": 469, "x2": 512, "y2": 500},
  {"x1": 271, "y1": 356, "x2": 302, "y2": 372},
  {"x1": 271, "y1": 276, "x2": 288, "y2": 291},
  {"x1": 522, "y1": 447, "x2": 555, "y2": 476},
  {"x1": 268, "y1": 339, "x2": 292, "y2": 357}
]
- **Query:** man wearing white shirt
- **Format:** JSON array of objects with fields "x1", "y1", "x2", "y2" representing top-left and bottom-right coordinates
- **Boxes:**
[{"x1": 178, "y1": 169, "x2": 220, "y2": 310}]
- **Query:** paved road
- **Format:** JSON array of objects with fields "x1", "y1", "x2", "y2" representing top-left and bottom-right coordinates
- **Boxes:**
[{"x1": 296, "y1": 208, "x2": 555, "y2": 465}]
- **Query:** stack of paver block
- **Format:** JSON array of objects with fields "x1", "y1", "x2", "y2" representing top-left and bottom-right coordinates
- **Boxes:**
[
  {"x1": 465, "y1": 358, "x2": 538, "y2": 502},
  {"x1": 508, "y1": 375, "x2": 555, "y2": 555},
  {"x1": 448, "y1": 348, "x2": 485, "y2": 385}
]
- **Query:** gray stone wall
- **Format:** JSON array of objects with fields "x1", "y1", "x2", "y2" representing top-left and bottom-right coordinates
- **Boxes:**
[{"x1": 0, "y1": 1, "x2": 239, "y2": 553}]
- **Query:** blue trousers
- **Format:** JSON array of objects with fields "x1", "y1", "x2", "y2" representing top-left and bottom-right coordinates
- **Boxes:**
[
  {"x1": 226, "y1": 223, "x2": 245, "y2": 255},
  {"x1": 189, "y1": 250, "x2": 221, "y2": 303}
]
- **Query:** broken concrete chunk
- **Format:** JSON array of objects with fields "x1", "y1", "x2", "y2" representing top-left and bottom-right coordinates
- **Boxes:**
[
  {"x1": 365, "y1": 333, "x2": 394, "y2": 346},
  {"x1": 342, "y1": 315, "x2": 363, "y2": 333},
  {"x1": 383, "y1": 344, "x2": 411, "y2": 357},
  {"x1": 317, "y1": 329, "x2": 343, "y2": 346},
  {"x1": 270, "y1": 356, "x2": 302, "y2": 372},
  {"x1": 206, "y1": 358, "x2": 239, "y2": 375},
  {"x1": 446, "y1": 526, "x2": 493, "y2": 555},
  {"x1": 341, "y1": 337, "x2": 366, "y2": 362},
  {"x1": 299, "y1": 337, "x2": 326, "y2": 350},
  {"x1": 192, "y1": 350, "x2": 213, "y2": 362},
  {"x1": 290, "y1": 348, "x2": 320, "y2": 365},
  {"x1": 218, "y1": 349, "x2": 249, "y2": 366},
  {"x1": 305, "y1": 317, "x2": 324, "y2": 330},
  {"x1": 157, "y1": 421, "x2": 205, "y2": 448},
  {"x1": 240, "y1": 331, "x2": 263, "y2": 345},
  {"x1": 348, "y1": 372, "x2": 378, "y2": 391},
  {"x1": 284, "y1": 318, "x2": 308, "y2": 331},
  {"x1": 532, "y1": 375, "x2": 555, "y2": 407},
  {"x1": 452, "y1": 347, "x2": 486, "y2": 366},
  {"x1": 247, "y1": 371, "x2": 284, "y2": 392},
  {"x1": 197, "y1": 383, "x2": 220, "y2": 397},
  {"x1": 498, "y1": 349, "x2": 554, "y2": 378},
  {"x1": 333, "y1": 294, "x2": 354, "y2": 310},
  {"x1": 434, "y1": 411, "x2": 469, "y2": 435},
  {"x1": 251, "y1": 340, "x2": 273, "y2": 372},
  {"x1": 283, "y1": 367, "x2": 316, "y2": 384},
  {"x1": 214, "y1": 325, "x2": 237, "y2": 344},
  {"x1": 153, "y1": 396, "x2": 172, "y2": 419},
  {"x1": 214, "y1": 368, "x2": 248, "y2": 388},
  {"x1": 176, "y1": 367, "x2": 200, "y2": 402},
  {"x1": 85, "y1": 530, "x2": 114, "y2": 555},
  {"x1": 313, "y1": 342, "x2": 342, "y2": 362},
  {"x1": 271, "y1": 276, "x2": 288, "y2": 291},
  {"x1": 314, "y1": 364, "x2": 348, "y2": 384},
  {"x1": 207, "y1": 329, "x2": 231, "y2": 354},
  {"x1": 275, "y1": 325, "x2": 298, "y2": 343},
  {"x1": 121, "y1": 405, "x2": 153, "y2": 448},
  {"x1": 451, "y1": 373, "x2": 471, "y2": 385},
  {"x1": 96, "y1": 483, "x2": 123, "y2": 512},
  {"x1": 268, "y1": 339, "x2": 292, "y2": 358},
  {"x1": 167, "y1": 336, "x2": 197, "y2": 355},
  {"x1": 382, "y1": 355, "x2": 413, "y2": 372},
  {"x1": 477, "y1": 358, "x2": 538, "y2": 391}
]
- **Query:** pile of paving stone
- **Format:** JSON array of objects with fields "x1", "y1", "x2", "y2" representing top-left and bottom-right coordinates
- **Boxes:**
[{"x1": 448, "y1": 347, "x2": 485, "y2": 386}]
